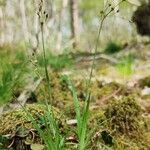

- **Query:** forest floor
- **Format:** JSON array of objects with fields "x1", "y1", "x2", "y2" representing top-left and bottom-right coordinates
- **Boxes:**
[{"x1": 0, "y1": 42, "x2": 150, "y2": 150}]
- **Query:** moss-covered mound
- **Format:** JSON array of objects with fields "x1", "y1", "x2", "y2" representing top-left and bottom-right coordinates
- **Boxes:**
[
  {"x1": 36, "y1": 71, "x2": 136, "y2": 109},
  {"x1": 0, "y1": 104, "x2": 65, "y2": 150},
  {"x1": 35, "y1": 72, "x2": 73, "y2": 108},
  {"x1": 104, "y1": 96, "x2": 141, "y2": 135},
  {"x1": 89, "y1": 96, "x2": 150, "y2": 149}
]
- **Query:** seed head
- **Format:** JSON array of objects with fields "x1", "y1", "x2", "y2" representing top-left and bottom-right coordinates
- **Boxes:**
[{"x1": 37, "y1": 0, "x2": 48, "y2": 25}]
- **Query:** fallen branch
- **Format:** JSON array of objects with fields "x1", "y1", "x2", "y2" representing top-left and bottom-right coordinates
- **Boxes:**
[{"x1": 72, "y1": 52, "x2": 118, "y2": 64}]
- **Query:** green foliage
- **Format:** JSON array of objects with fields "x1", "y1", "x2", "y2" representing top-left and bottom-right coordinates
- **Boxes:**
[
  {"x1": 104, "y1": 42, "x2": 122, "y2": 54},
  {"x1": 0, "y1": 135, "x2": 8, "y2": 150},
  {"x1": 116, "y1": 54, "x2": 135, "y2": 76},
  {"x1": 0, "y1": 64, "x2": 14, "y2": 104},
  {"x1": 80, "y1": 0, "x2": 103, "y2": 22},
  {"x1": 0, "y1": 104, "x2": 65, "y2": 150},
  {"x1": 0, "y1": 46, "x2": 29, "y2": 105},
  {"x1": 37, "y1": 52, "x2": 73, "y2": 70},
  {"x1": 66, "y1": 77, "x2": 91, "y2": 150},
  {"x1": 25, "y1": 106, "x2": 65, "y2": 150}
]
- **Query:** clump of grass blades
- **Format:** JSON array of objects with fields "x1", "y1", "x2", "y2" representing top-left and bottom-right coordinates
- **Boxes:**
[
  {"x1": 64, "y1": 77, "x2": 90, "y2": 150},
  {"x1": 116, "y1": 54, "x2": 135, "y2": 76},
  {"x1": 104, "y1": 41, "x2": 122, "y2": 54},
  {"x1": 64, "y1": 1, "x2": 126, "y2": 150},
  {"x1": 37, "y1": 52, "x2": 73, "y2": 71},
  {"x1": 23, "y1": 0, "x2": 65, "y2": 149},
  {"x1": 0, "y1": 51, "x2": 28, "y2": 105},
  {"x1": 25, "y1": 0, "x2": 126, "y2": 150},
  {"x1": 23, "y1": 105, "x2": 65, "y2": 150}
]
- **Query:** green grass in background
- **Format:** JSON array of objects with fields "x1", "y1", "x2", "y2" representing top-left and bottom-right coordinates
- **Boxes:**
[
  {"x1": 0, "y1": 46, "x2": 29, "y2": 105},
  {"x1": 116, "y1": 54, "x2": 135, "y2": 76},
  {"x1": 104, "y1": 41, "x2": 122, "y2": 54},
  {"x1": 37, "y1": 52, "x2": 73, "y2": 71}
]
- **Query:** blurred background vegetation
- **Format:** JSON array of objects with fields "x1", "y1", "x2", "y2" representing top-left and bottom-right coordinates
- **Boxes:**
[{"x1": 0, "y1": 0, "x2": 146, "y2": 53}]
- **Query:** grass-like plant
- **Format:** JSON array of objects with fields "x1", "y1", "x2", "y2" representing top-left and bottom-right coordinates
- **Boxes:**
[
  {"x1": 37, "y1": 52, "x2": 73, "y2": 71},
  {"x1": 24, "y1": 0, "x2": 126, "y2": 150},
  {"x1": 0, "y1": 64, "x2": 15, "y2": 104},
  {"x1": 65, "y1": 1, "x2": 126, "y2": 150},
  {"x1": 22, "y1": 105, "x2": 65, "y2": 150},
  {"x1": 66, "y1": 78, "x2": 90, "y2": 150},
  {"x1": 0, "y1": 49, "x2": 28, "y2": 105},
  {"x1": 116, "y1": 54, "x2": 135, "y2": 76},
  {"x1": 23, "y1": 0, "x2": 65, "y2": 149},
  {"x1": 104, "y1": 41, "x2": 122, "y2": 54}
]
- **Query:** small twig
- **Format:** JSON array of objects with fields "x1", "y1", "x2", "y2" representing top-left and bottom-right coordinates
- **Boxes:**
[
  {"x1": 29, "y1": 129, "x2": 36, "y2": 142},
  {"x1": 7, "y1": 138, "x2": 15, "y2": 149}
]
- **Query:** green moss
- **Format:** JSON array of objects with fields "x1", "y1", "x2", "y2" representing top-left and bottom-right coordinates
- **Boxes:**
[
  {"x1": 104, "y1": 96, "x2": 141, "y2": 136},
  {"x1": 36, "y1": 72, "x2": 73, "y2": 108},
  {"x1": 0, "y1": 104, "x2": 66, "y2": 149},
  {"x1": 0, "y1": 104, "x2": 62, "y2": 135},
  {"x1": 103, "y1": 96, "x2": 150, "y2": 149},
  {"x1": 88, "y1": 96, "x2": 150, "y2": 149},
  {"x1": 37, "y1": 52, "x2": 73, "y2": 71},
  {"x1": 98, "y1": 82, "x2": 121, "y2": 96},
  {"x1": 36, "y1": 72, "x2": 136, "y2": 110},
  {"x1": 89, "y1": 81, "x2": 135, "y2": 104}
]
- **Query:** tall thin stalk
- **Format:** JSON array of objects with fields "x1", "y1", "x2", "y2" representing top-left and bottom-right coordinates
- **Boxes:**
[
  {"x1": 40, "y1": 23, "x2": 52, "y2": 104},
  {"x1": 69, "y1": 1, "x2": 125, "y2": 150},
  {"x1": 34, "y1": 1, "x2": 65, "y2": 149},
  {"x1": 88, "y1": 0, "x2": 124, "y2": 89},
  {"x1": 40, "y1": 12, "x2": 64, "y2": 148}
]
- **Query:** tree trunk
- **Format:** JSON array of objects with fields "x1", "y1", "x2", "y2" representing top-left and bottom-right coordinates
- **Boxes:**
[
  {"x1": 70, "y1": 0, "x2": 79, "y2": 49},
  {"x1": 0, "y1": 7, "x2": 5, "y2": 45},
  {"x1": 20, "y1": 0, "x2": 29, "y2": 43},
  {"x1": 56, "y1": 0, "x2": 68, "y2": 53},
  {"x1": 5, "y1": 1, "x2": 15, "y2": 43}
]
